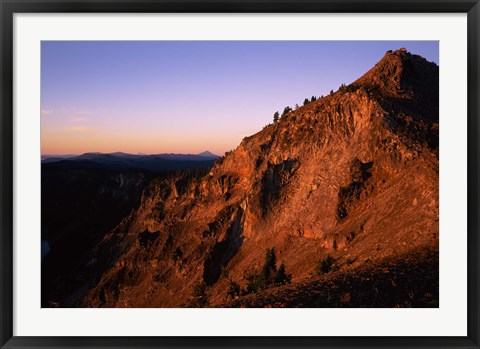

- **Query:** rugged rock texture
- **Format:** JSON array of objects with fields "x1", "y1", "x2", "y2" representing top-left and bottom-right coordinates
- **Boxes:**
[{"x1": 76, "y1": 49, "x2": 438, "y2": 308}]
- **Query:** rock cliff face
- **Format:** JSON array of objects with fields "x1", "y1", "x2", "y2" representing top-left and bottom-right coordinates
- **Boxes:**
[{"x1": 80, "y1": 49, "x2": 439, "y2": 307}]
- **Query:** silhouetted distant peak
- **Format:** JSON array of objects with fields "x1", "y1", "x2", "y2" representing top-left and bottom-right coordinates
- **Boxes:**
[
  {"x1": 109, "y1": 152, "x2": 132, "y2": 156},
  {"x1": 76, "y1": 152, "x2": 103, "y2": 160},
  {"x1": 198, "y1": 151, "x2": 219, "y2": 158}
]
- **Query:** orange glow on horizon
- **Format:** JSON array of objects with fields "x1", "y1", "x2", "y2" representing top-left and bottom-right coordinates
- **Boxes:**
[{"x1": 40, "y1": 126, "x2": 244, "y2": 156}]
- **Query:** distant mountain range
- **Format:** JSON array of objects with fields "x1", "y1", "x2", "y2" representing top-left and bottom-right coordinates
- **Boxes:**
[{"x1": 41, "y1": 151, "x2": 220, "y2": 172}]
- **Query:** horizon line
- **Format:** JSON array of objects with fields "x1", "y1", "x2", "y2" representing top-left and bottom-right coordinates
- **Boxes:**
[{"x1": 41, "y1": 150, "x2": 222, "y2": 157}]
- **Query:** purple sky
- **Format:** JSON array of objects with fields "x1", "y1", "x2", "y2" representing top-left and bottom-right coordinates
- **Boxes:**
[{"x1": 41, "y1": 41, "x2": 438, "y2": 156}]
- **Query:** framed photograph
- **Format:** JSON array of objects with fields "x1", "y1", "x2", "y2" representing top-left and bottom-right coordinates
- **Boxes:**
[{"x1": 1, "y1": 0, "x2": 479, "y2": 348}]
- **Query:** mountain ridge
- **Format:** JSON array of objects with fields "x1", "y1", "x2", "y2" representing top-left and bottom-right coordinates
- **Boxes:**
[
  {"x1": 44, "y1": 49, "x2": 439, "y2": 308},
  {"x1": 42, "y1": 150, "x2": 220, "y2": 161},
  {"x1": 42, "y1": 151, "x2": 221, "y2": 173}
]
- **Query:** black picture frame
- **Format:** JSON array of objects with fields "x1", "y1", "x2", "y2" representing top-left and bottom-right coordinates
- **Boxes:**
[{"x1": 1, "y1": 1, "x2": 479, "y2": 348}]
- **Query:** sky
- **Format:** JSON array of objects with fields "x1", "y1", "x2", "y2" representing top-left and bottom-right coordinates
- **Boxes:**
[{"x1": 41, "y1": 41, "x2": 439, "y2": 156}]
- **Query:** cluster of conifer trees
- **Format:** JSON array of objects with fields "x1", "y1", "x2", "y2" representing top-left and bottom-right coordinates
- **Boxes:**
[
  {"x1": 229, "y1": 247, "x2": 291, "y2": 299},
  {"x1": 187, "y1": 247, "x2": 292, "y2": 306},
  {"x1": 272, "y1": 95, "x2": 319, "y2": 123}
]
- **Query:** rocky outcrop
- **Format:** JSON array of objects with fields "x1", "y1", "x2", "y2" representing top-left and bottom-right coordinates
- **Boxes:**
[{"x1": 78, "y1": 49, "x2": 438, "y2": 307}]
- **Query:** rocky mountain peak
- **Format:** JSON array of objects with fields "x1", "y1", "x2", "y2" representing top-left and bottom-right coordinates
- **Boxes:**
[
  {"x1": 353, "y1": 48, "x2": 438, "y2": 98},
  {"x1": 55, "y1": 49, "x2": 439, "y2": 308}
]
